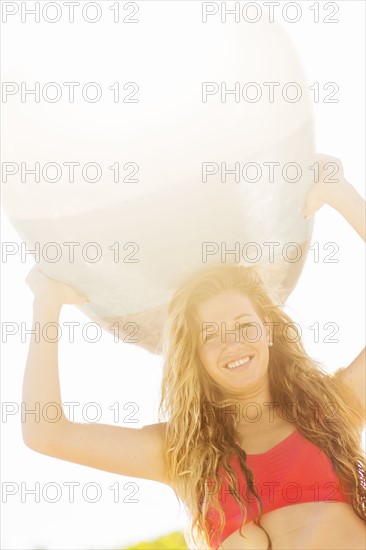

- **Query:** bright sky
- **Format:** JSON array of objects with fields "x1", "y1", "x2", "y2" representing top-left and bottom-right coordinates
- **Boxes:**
[{"x1": 1, "y1": 2, "x2": 365, "y2": 550}]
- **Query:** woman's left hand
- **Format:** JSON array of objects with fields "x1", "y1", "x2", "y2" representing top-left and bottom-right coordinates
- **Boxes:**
[{"x1": 302, "y1": 153, "x2": 352, "y2": 218}]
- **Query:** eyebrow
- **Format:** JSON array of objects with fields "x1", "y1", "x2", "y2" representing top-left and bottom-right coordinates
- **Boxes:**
[{"x1": 199, "y1": 314, "x2": 253, "y2": 336}]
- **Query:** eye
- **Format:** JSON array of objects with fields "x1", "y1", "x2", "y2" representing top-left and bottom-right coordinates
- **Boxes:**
[
  {"x1": 236, "y1": 322, "x2": 255, "y2": 333},
  {"x1": 198, "y1": 322, "x2": 258, "y2": 346},
  {"x1": 197, "y1": 333, "x2": 214, "y2": 346},
  {"x1": 239, "y1": 322, "x2": 260, "y2": 340}
]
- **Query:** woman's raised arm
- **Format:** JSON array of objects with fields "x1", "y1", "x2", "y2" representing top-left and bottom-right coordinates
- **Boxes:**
[
  {"x1": 303, "y1": 154, "x2": 365, "y2": 425},
  {"x1": 303, "y1": 153, "x2": 365, "y2": 241},
  {"x1": 21, "y1": 267, "x2": 169, "y2": 485},
  {"x1": 21, "y1": 266, "x2": 88, "y2": 446}
]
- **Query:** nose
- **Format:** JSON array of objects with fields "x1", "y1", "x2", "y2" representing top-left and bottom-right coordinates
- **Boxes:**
[
  {"x1": 222, "y1": 335, "x2": 252, "y2": 362},
  {"x1": 221, "y1": 324, "x2": 246, "y2": 345}
]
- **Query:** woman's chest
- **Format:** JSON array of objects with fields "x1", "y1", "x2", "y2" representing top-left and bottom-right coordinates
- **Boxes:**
[
  {"x1": 220, "y1": 501, "x2": 366, "y2": 550},
  {"x1": 206, "y1": 426, "x2": 354, "y2": 549}
]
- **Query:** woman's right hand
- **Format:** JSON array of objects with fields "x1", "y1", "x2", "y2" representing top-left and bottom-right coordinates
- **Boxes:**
[
  {"x1": 302, "y1": 153, "x2": 352, "y2": 218},
  {"x1": 26, "y1": 265, "x2": 89, "y2": 306}
]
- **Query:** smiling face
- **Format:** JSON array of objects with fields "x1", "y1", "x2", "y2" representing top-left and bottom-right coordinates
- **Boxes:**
[{"x1": 195, "y1": 290, "x2": 271, "y2": 396}]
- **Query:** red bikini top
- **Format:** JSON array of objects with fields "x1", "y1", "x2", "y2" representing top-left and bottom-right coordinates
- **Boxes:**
[{"x1": 205, "y1": 428, "x2": 352, "y2": 549}]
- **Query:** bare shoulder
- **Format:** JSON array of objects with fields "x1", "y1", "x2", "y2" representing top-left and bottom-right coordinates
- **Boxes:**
[
  {"x1": 329, "y1": 349, "x2": 366, "y2": 430},
  {"x1": 141, "y1": 421, "x2": 168, "y2": 442}
]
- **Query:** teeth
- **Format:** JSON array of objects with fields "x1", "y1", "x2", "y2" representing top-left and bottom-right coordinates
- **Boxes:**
[{"x1": 226, "y1": 356, "x2": 252, "y2": 369}]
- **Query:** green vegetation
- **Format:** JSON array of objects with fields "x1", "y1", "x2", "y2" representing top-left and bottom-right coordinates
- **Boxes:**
[
  {"x1": 123, "y1": 531, "x2": 187, "y2": 549},
  {"x1": 32, "y1": 531, "x2": 188, "y2": 550}
]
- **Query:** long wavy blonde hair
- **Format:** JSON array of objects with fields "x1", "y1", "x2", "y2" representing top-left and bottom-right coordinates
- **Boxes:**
[{"x1": 158, "y1": 263, "x2": 365, "y2": 549}]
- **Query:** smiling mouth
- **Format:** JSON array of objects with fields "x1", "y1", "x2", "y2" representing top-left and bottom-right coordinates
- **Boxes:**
[{"x1": 224, "y1": 354, "x2": 254, "y2": 369}]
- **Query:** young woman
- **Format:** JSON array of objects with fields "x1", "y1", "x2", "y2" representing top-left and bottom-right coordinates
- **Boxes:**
[{"x1": 22, "y1": 156, "x2": 365, "y2": 549}]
